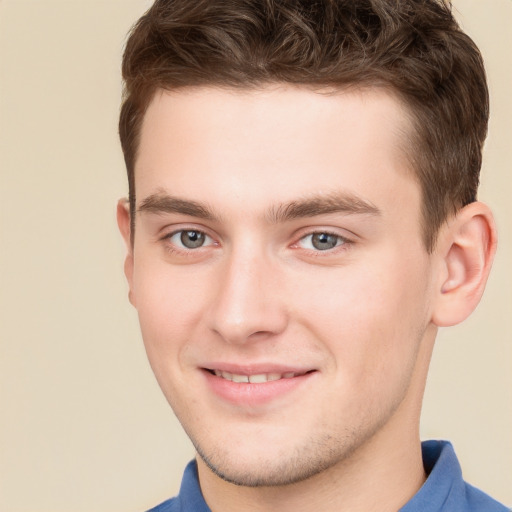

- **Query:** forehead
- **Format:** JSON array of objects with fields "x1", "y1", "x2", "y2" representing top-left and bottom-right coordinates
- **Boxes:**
[{"x1": 135, "y1": 85, "x2": 419, "y2": 221}]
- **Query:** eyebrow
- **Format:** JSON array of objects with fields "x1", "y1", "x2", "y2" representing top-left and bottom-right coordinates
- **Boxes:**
[
  {"x1": 138, "y1": 192, "x2": 217, "y2": 220},
  {"x1": 137, "y1": 191, "x2": 381, "y2": 223},
  {"x1": 266, "y1": 193, "x2": 381, "y2": 223}
]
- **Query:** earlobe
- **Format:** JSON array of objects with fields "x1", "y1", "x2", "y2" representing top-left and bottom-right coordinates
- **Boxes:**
[
  {"x1": 431, "y1": 202, "x2": 497, "y2": 327},
  {"x1": 116, "y1": 198, "x2": 136, "y2": 307}
]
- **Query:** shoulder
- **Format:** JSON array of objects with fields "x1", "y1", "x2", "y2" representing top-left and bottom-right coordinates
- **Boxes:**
[
  {"x1": 464, "y1": 482, "x2": 510, "y2": 512},
  {"x1": 146, "y1": 497, "x2": 179, "y2": 512},
  {"x1": 146, "y1": 497, "x2": 178, "y2": 512},
  {"x1": 144, "y1": 460, "x2": 211, "y2": 512}
]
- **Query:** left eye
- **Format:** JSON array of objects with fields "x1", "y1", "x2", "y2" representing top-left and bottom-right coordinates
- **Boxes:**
[
  {"x1": 298, "y1": 232, "x2": 345, "y2": 251},
  {"x1": 168, "y1": 230, "x2": 213, "y2": 249}
]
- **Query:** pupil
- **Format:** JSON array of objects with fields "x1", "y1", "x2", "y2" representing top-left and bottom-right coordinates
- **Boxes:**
[
  {"x1": 181, "y1": 230, "x2": 205, "y2": 248},
  {"x1": 312, "y1": 233, "x2": 338, "y2": 250}
]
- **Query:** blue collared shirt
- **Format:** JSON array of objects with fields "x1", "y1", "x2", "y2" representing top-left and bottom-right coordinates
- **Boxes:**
[{"x1": 148, "y1": 440, "x2": 509, "y2": 511}]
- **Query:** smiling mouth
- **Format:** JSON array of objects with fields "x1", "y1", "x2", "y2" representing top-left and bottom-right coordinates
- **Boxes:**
[{"x1": 206, "y1": 369, "x2": 314, "y2": 383}]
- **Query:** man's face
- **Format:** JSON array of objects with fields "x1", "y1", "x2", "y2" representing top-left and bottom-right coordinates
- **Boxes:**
[{"x1": 124, "y1": 86, "x2": 438, "y2": 486}]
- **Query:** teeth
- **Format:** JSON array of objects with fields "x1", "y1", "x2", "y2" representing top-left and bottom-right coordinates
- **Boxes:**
[
  {"x1": 232, "y1": 374, "x2": 250, "y2": 383},
  {"x1": 248, "y1": 374, "x2": 268, "y2": 384},
  {"x1": 213, "y1": 370, "x2": 303, "y2": 383}
]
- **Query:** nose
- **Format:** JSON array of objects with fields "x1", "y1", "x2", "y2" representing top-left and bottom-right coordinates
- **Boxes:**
[{"x1": 206, "y1": 249, "x2": 288, "y2": 344}]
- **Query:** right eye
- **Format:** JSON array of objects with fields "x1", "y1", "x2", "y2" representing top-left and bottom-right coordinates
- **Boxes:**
[{"x1": 167, "y1": 230, "x2": 214, "y2": 249}]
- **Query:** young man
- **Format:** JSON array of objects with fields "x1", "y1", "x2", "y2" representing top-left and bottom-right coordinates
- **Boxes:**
[{"x1": 117, "y1": 1, "x2": 508, "y2": 511}]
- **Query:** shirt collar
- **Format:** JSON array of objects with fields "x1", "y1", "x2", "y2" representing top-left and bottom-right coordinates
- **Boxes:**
[{"x1": 400, "y1": 440, "x2": 464, "y2": 512}]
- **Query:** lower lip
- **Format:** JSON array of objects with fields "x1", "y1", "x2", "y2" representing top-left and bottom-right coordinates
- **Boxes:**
[{"x1": 202, "y1": 370, "x2": 315, "y2": 407}]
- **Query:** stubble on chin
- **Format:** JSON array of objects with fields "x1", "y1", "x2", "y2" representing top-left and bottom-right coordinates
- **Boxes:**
[{"x1": 193, "y1": 427, "x2": 367, "y2": 488}]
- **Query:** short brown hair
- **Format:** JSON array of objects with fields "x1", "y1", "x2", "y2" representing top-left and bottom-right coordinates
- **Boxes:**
[{"x1": 119, "y1": 0, "x2": 488, "y2": 251}]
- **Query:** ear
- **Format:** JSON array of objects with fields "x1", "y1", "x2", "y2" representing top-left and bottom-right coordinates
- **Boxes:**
[
  {"x1": 116, "y1": 198, "x2": 136, "y2": 307},
  {"x1": 431, "y1": 202, "x2": 497, "y2": 327}
]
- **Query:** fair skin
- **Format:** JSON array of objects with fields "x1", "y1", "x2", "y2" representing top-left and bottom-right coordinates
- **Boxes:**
[{"x1": 118, "y1": 86, "x2": 496, "y2": 512}]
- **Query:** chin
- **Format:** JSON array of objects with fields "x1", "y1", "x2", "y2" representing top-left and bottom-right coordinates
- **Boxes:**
[
  {"x1": 198, "y1": 449, "x2": 331, "y2": 487},
  {"x1": 192, "y1": 428, "x2": 359, "y2": 488}
]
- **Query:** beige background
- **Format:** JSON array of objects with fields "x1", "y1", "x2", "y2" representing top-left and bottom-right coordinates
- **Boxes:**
[{"x1": 0, "y1": 0, "x2": 510, "y2": 510}]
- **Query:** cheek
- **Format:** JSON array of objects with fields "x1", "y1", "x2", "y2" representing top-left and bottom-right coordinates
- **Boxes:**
[
  {"x1": 290, "y1": 251, "x2": 431, "y2": 379},
  {"x1": 132, "y1": 260, "x2": 211, "y2": 373},
  {"x1": 134, "y1": 255, "x2": 209, "y2": 322},
  {"x1": 132, "y1": 266, "x2": 209, "y2": 413}
]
